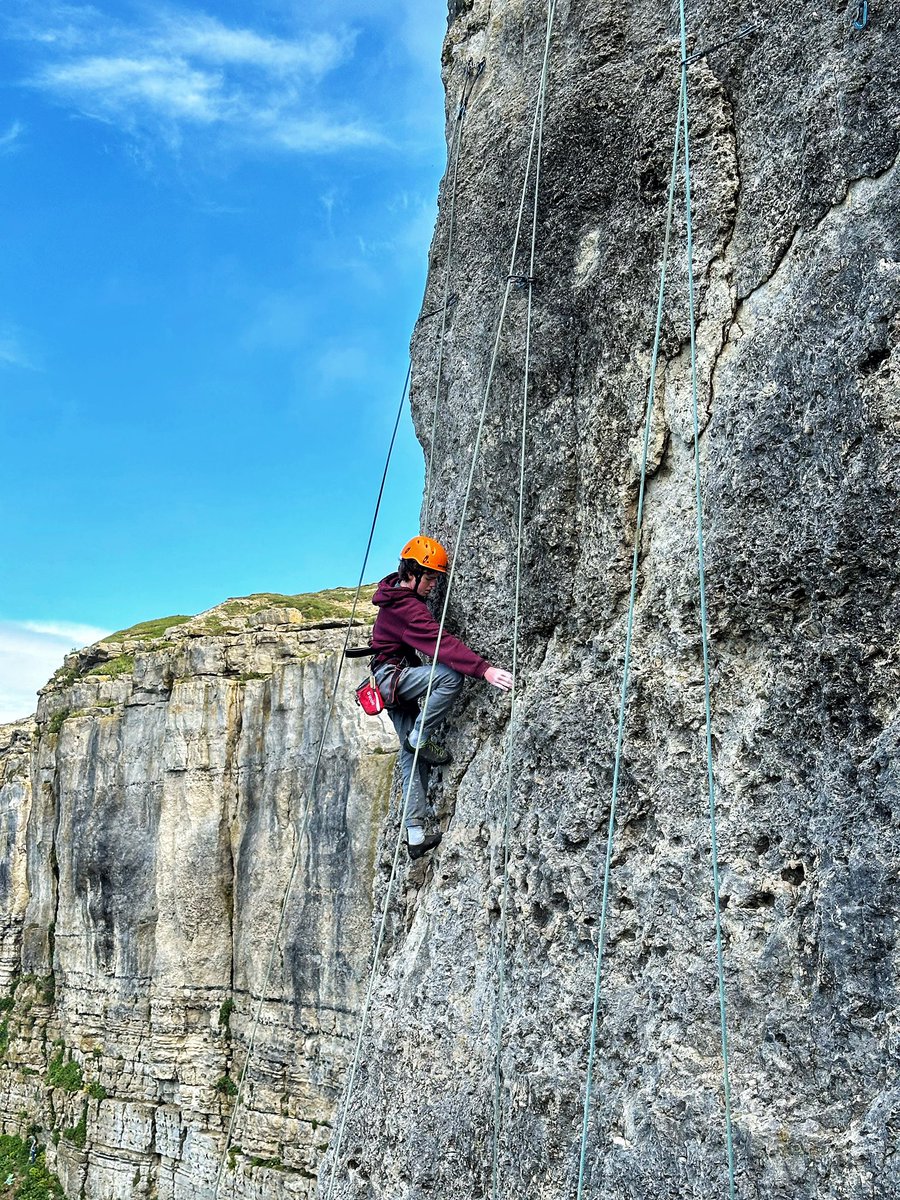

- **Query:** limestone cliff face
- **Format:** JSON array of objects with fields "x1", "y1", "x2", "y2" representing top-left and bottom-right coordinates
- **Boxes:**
[
  {"x1": 322, "y1": 2, "x2": 900, "y2": 1199},
  {"x1": 0, "y1": 595, "x2": 394, "y2": 1199}
]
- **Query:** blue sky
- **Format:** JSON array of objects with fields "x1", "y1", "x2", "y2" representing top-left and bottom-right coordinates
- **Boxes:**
[{"x1": 0, "y1": 0, "x2": 449, "y2": 719}]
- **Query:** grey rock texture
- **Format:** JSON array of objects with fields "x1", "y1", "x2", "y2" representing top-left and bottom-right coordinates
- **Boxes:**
[
  {"x1": 0, "y1": 596, "x2": 395, "y2": 1199},
  {"x1": 322, "y1": 2, "x2": 900, "y2": 1198}
]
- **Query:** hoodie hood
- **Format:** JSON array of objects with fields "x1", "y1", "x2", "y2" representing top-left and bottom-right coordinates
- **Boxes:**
[{"x1": 373, "y1": 572, "x2": 417, "y2": 608}]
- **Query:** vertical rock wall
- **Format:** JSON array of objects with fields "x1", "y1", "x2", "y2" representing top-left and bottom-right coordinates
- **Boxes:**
[
  {"x1": 323, "y1": 2, "x2": 899, "y2": 1198},
  {"x1": 0, "y1": 609, "x2": 395, "y2": 1199}
]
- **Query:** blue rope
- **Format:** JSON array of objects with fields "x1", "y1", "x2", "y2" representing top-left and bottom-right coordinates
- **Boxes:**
[
  {"x1": 853, "y1": 0, "x2": 869, "y2": 31},
  {"x1": 575, "y1": 76, "x2": 685, "y2": 1200},
  {"x1": 679, "y1": 2, "x2": 737, "y2": 1196},
  {"x1": 491, "y1": 7, "x2": 557, "y2": 1199}
]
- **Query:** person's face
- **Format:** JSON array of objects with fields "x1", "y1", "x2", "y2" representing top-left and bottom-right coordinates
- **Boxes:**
[{"x1": 418, "y1": 569, "x2": 441, "y2": 597}]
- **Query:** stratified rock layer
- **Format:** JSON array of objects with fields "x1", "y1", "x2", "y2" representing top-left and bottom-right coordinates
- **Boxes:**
[
  {"x1": 323, "y1": 2, "x2": 899, "y2": 1198},
  {"x1": 0, "y1": 596, "x2": 395, "y2": 1199}
]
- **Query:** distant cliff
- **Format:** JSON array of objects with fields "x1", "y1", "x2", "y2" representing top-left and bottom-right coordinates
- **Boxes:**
[{"x1": 0, "y1": 590, "x2": 395, "y2": 1199}]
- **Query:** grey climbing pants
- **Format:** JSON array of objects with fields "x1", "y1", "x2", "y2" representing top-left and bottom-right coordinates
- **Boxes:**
[{"x1": 374, "y1": 662, "x2": 463, "y2": 827}]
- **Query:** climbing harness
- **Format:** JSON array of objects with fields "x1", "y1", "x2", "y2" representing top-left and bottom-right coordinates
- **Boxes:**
[
  {"x1": 424, "y1": 59, "x2": 485, "y2": 529},
  {"x1": 210, "y1": 363, "x2": 412, "y2": 1199},
  {"x1": 490, "y1": 4, "x2": 556, "y2": 1199},
  {"x1": 324, "y1": 19, "x2": 556, "y2": 1199},
  {"x1": 853, "y1": 0, "x2": 869, "y2": 30},
  {"x1": 575, "y1": 2, "x2": 737, "y2": 1197}
]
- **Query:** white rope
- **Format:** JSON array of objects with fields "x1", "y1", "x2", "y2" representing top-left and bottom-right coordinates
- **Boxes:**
[{"x1": 490, "y1": 4, "x2": 556, "y2": 1199}]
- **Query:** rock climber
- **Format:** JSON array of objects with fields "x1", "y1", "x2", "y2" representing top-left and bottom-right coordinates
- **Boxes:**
[{"x1": 371, "y1": 535, "x2": 513, "y2": 860}]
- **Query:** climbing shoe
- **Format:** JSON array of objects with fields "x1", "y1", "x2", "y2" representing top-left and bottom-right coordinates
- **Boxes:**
[
  {"x1": 404, "y1": 735, "x2": 452, "y2": 766},
  {"x1": 407, "y1": 832, "x2": 442, "y2": 861}
]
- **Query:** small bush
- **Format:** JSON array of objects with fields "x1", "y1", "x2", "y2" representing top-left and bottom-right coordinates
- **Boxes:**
[
  {"x1": 218, "y1": 998, "x2": 235, "y2": 1028},
  {"x1": 86, "y1": 1082, "x2": 107, "y2": 1101},
  {"x1": 62, "y1": 1106, "x2": 87, "y2": 1150},
  {"x1": 47, "y1": 1047, "x2": 83, "y2": 1093},
  {"x1": 85, "y1": 655, "x2": 134, "y2": 679},
  {"x1": 214, "y1": 1075, "x2": 238, "y2": 1097},
  {"x1": 250, "y1": 1155, "x2": 285, "y2": 1171},
  {"x1": 47, "y1": 710, "x2": 70, "y2": 736}
]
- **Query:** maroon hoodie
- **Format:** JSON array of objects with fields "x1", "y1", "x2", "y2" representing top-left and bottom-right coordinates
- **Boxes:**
[{"x1": 370, "y1": 573, "x2": 490, "y2": 678}]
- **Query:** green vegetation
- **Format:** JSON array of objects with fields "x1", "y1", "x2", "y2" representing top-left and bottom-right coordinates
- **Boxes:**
[
  {"x1": 214, "y1": 1074, "x2": 238, "y2": 1097},
  {"x1": 50, "y1": 664, "x2": 78, "y2": 688},
  {"x1": 0, "y1": 1134, "x2": 64, "y2": 1199},
  {"x1": 25, "y1": 974, "x2": 54, "y2": 1008},
  {"x1": 46, "y1": 710, "x2": 69, "y2": 737},
  {"x1": 193, "y1": 616, "x2": 227, "y2": 636},
  {"x1": 105, "y1": 615, "x2": 192, "y2": 643},
  {"x1": 249, "y1": 1155, "x2": 285, "y2": 1171},
  {"x1": 218, "y1": 998, "x2": 235, "y2": 1028},
  {"x1": 62, "y1": 1106, "x2": 87, "y2": 1150},
  {"x1": 218, "y1": 585, "x2": 377, "y2": 624},
  {"x1": 83, "y1": 655, "x2": 134, "y2": 679},
  {"x1": 46, "y1": 1046, "x2": 82, "y2": 1093},
  {"x1": 85, "y1": 1082, "x2": 107, "y2": 1101}
]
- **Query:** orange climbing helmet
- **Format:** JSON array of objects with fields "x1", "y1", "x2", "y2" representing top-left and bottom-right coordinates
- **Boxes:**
[{"x1": 400, "y1": 536, "x2": 449, "y2": 573}]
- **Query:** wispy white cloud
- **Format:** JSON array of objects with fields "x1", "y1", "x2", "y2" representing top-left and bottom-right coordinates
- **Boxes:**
[
  {"x1": 9, "y1": 3, "x2": 380, "y2": 156},
  {"x1": 268, "y1": 116, "x2": 381, "y2": 152},
  {"x1": 0, "y1": 618, "x2": 110, "y2": 723},
  {"x1": 20, "y1": 620, "x2": 111, "y2": 644},
  {"x1": 39, "y1": 55, "x2": 221, "y2": 123},
  {"x1": 0, "y1": 120, "x2": 24, "y2": 153},
  {"x1": 159, "y1": 13, "x2": 347, "y2": 75}
]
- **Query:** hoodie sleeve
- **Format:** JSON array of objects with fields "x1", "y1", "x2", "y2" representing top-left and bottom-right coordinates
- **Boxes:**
[{"x1": 401, "y1": 598, "x2": 490, "y2": 678}]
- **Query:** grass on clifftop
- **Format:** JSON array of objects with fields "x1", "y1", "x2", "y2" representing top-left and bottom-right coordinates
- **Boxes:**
[
  {"x1": 216, "y1": 585, "x2": 376, "y2": 622},
  {"x1": 100, "y1": 585, "x2": 377, "y2": 644},
  {"x1": 105, "y1": 615, "x2": 192, "y2": 643}
]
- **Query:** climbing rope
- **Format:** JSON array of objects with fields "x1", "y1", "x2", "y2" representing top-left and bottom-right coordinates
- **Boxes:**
[
  {"x1": 678, "y1": 0, "x2": 737, "y2": 1191},
  {"x1": 424, "y1": 59, "x2": 485, "y2": 530},
  {"x1": 576, "y1": 5, "x2": 740, "y2": 1186},
  {"x1": 575, "y1": 72, "x2": 686, "y2": 1200},
  {"x1": 210, "y1": 363, "x2": 412, "y2": 1198},
  {"x1": 324, "y1": 23, "x2": 560, "y2": 1197},
  {"x1": 490, "y1": 3, "x2": 556, "y2": 1199}
]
